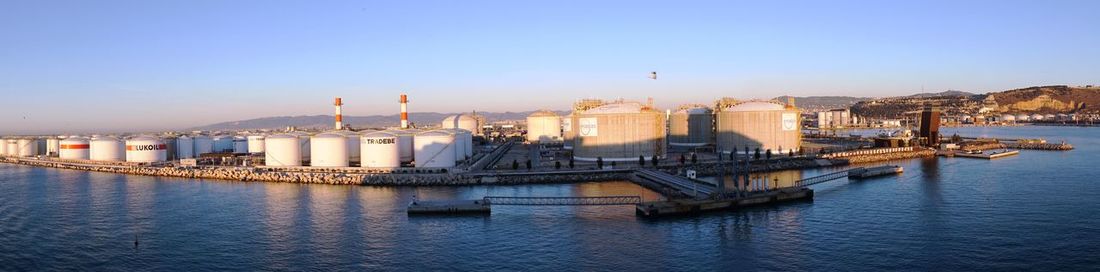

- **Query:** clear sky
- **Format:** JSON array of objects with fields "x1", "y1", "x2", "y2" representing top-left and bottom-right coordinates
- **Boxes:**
[{"x1": 1, "y1": 0, "x2": 1098, "y2": 134}]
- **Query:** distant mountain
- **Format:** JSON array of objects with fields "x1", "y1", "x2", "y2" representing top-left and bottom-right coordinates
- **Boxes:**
[
  {"x1": 774, "y1": 96, "x2": 871, "y2": 110},
  {"x1": 189, "y1": 110, "x2": 569, "y2": 131},
  {"x1": 904, "y1": 90, "x2": 976, "y2": 98}
]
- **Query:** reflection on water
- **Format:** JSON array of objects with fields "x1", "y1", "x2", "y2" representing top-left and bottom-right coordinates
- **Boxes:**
[{"x1": 1, "y1": 126, "x2": 1099, "y2": 270}]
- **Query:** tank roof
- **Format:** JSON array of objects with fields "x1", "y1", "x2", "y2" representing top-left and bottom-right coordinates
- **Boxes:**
[{"x1": 724, "y1": 101, "x2": 787, "y2": 112}]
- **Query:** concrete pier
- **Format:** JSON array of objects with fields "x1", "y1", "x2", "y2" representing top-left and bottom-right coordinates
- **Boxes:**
[{"x1": 635, "y1": 188, "x2": 814, "y2": 217}]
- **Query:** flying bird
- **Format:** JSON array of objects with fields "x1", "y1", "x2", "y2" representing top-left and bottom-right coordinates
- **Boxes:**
[{"x1": 649, "y1": 71, "x2": 657, "y2": 80}]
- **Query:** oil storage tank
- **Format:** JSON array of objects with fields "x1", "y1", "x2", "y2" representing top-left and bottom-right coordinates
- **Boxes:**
[
  {"x1": 572, "y1": 101, "x2": 666, "y2": 161},
  {"x1": 361, "y1": 130, "x2": 400, "y2": 168},
  {"x1": 193, "y1": 135, "x2": 214, "y2": 156},
  {"x1": 310, "y1": 132, "x2": 348, "y2": 167},
  {"x1": 247, "y1": 135, "x2": 265, "y2": 154},
  {"x1": 288, "y1": 131, "x2": 311, "y2": 162},
  {"x1": 213, "y1": 136, "x2": 234, "y2": 153},
  {"x1": 5, "y1": 139, "x2": 18, "y2": 156},
  {"x1": 669, "y1": 105, "x2": 714, "y2": 147},
  {"x1": 715, "y1": 101, "x2": 801, "y2": 154},
  {"x1": 264, "y1": 134, "x2": 301, "y2": 166},
  {"x1": 17, "y1": 138, "x2": 39, "y2": 157},
  {"x1": 387, "y1": 129, "x2": 416, "y2": 163},
  {"x1": 441, "y1": 114, "x2": 481, "y2": 135},
  {"x1": 177, "y1": 136, "x2": 195, "y2": 159},
  {"x1": 0, "y1": 138, "x2": 8, "y2": 156},
  {"x1": 232, "y1": 136, "x2": 248, "y2": 154},
  {"x1": 59, "y1": 136, "x2": 90, "y2": 160},
  {"x1": 338, "y1": 131, "x2": 361, "y2": 163},
  {"x1": 526, "y1": 110, "x2": 562, "y2": 143},
  {"x1": 90, "y1": 136, "x2": 125, "y2": 161},
  {"x1": 163, "y1": 136, "x2": 178, "y2": 160},
  {"x1": 46, "y1": 137, "x2": 61, "y2": 156},
  {"x1": 414, "y1": 130, "x2": 456, "y2": 168},
  {"x1": 562, "y1": 116, "x2": 575, "y2": 150},
  {"x1": 125, "y1": 136, "x2": 167, "y2": 163}
]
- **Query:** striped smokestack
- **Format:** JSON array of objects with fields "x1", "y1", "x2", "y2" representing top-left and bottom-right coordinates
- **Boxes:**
[
  {"x1": 334, "y1": 97, "x2": 344, "y2": 130},
  {"x1": 400, "y1": 94, "x2": 409, "y2": 129}
]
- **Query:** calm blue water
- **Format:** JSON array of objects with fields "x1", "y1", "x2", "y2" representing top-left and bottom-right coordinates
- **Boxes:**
[{"x1": 1, "y1": 126, "x2": 1098, "y2": 271}]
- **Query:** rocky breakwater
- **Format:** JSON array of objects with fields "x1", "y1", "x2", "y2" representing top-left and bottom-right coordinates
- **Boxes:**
[{"x1": 830, "y1": 148, "x2": 936, "y2": 164}]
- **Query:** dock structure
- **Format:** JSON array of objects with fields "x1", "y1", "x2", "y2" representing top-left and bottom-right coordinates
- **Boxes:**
[
  {"x1": 847, "y1": 165, "x2": 903, "y2": 179},
  {"x1": 633, "y1": 169, "x2": 851, "y2": 217},
  {"x1": 408, "y1": 196, "x2": 642, "y2": 215},
  {"x1": 943, "y1": 149, "x2": 1020, "y2": 159},
  {"x1": 634, "y1": 169, "x2": 716, "y2": 199}
]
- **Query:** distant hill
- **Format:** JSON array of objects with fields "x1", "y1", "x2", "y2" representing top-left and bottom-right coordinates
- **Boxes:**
[
  {"x1": 988, "y1": 85, "x2": 1100, "y2": 114},
  {"x1": 190, "y1": 110, "x2": 569, "y2": 131},
  {"x1": 774, "y1": 96, "x2": 871, "y2": 110},
  {"x1": 905, "y1": 90, "x2": 976, "y2": 98}
]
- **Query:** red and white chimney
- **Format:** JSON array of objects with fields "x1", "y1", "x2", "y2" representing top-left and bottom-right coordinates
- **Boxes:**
[
  {"x1": 400, "y1": 94, "x2": 409, "y2": 129},
  {"x1": 334, "y1": 97, "x2": 343, "y2": 130}
]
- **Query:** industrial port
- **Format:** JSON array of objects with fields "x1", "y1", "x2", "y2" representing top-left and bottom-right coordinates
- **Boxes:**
[{"x1": 0, "y1": 94, "x2": 1073, "y2": 217}]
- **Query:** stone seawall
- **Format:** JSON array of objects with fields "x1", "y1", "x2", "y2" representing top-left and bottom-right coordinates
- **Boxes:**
[{"x1": 0, "y1": 157, "x2": 629, "y2": 186}]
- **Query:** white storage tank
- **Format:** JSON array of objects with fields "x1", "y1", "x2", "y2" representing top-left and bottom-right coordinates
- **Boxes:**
[
  {"x1": 414, "y1": 130, "x2": 456, "y2": 168},
  {"x1": 59, "y1": 137, "x2": 91, "y2": 160},
  {"x1": 338, "y1": 131, "x2": 361, "y2": 163},
  {"x1": 233, "y1": 136, "x2": 248, "y2": 154},
  {"x1": 288, "y1": 131, "x2": 311, "y2": 162},
  {"x1": 526, "y1": 110, "x2": 562, "y2": 143},
  {"x1": 454, "y1": 129, "x2": 473, "y2": 160},
  {"x1": 193, "y1": 135, "x2": 214, "y2": 156},
  {"x1": 388, "y1": 129, "x2": 417, "y2": 163},
  {"x1": 4, "y1": 139, "x2": 17, "y2": 156},
  {"x1": 90, "y1": 136, "x2": 125, "y2": 161},
  {"x1": 361, "y1": 130, "x2": 400, "y2": 168},
  {"x1": 125, "y1": 136, "x2": 167, "y2": 163},
  {"x1": 1016, "y1": 114, "x2": 1030, "y2": 121},
  {"x1": 669, "y1": 106, "x2": 714, "y2": 147},
  {"x1": 46, "y1": 137, "x2": 62, "y2": 156},
  {"x1": 17, "y1": 138, "x2": 39, "y2": 157},
  {"x1": 176, "y1": 136, "x2": 195, "y2": 159},
  {"x1": 715, "y1": 101, "x2": 801, "y2": 155},
  {"x1": 264, "y1": 134, "x2": 301, "y2": 166},
  {"x1": 310, "y1": 132, "x2": 348, "y2": 167},
  {"x1": 247, "y1": 135, "x2": 266, "y2": 154},
  {"x1": 0, "y1": 138, "x2": 7, "y2": 156},
  {"x1": 213, "y1": 136, "x2": 234, "y2": 152}
]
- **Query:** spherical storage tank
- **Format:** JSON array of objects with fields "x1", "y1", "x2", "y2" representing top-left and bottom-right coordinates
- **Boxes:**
[
  {"x1": 414, "y1": 130, "x2": 456, "y2": 168},
  {"x1": 176, "y1": 136, "x2": 195, "y2": 159},
  {"x1": 441, "y1": 114, "x2": 481, "y2": 135},
  {"x1": 17, "y1": 138, "x2": 39, "y2": 157},
  {"x1": 213, "y1": 136, "x2": 234, "y2": 153},
  {"x1": 125, "y1": 136, "x2": 167, "y2": 163},
  {"x1": 59, "y1": 137, "x2": 91, "y2": 160},
  {"x1": 193, "y1": 135, "x2": 214, "y2": 156},
  {"x1": 247, "y1": 135, "x2": 265, "y2": 154},
  {"x1": 90, "y1": 136, "x2": 124, "y2": 161},
  {"x1": 264, "y1": 134, "x2": 301, "y2": 166},
  {"x1": 526, "y1": 110, "x2": 562, "y2": 143},
  {"x1": 716, "y1": 101, "x2": 801, "y2": 154},
  {"x1": 361, "y1": 130, "x2": 400, "y2": 168},
  {"x1": 233, "y1": 136, "x2": 248, "y2": 154},
  {"x1": 310, "y1": 132, "x2": 348, "y2": 167},
  {"x1": 572, "y1": 101, "x2": 666, "y2": 161},
  {"x1": 669, "y1": 106, "x2": 714, "y2": 147}
]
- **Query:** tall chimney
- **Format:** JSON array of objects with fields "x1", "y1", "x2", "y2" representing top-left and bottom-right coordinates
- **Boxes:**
[
  {"x1": 400, "y1": 94, "x2": 409, "y2": 129},
  {"x1": 334, "y1": 97, "x2": 343, "y2": 130}
]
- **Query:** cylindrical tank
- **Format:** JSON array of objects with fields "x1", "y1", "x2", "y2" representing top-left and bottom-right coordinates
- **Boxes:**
[
  {"x1": 46, "y1": 137, "x2": 62, "y2": 156},
  {"x1": 572, "y1": 102, "x2": 667, "y2": 161},
  {"x1": 715, "y1": 101, "x2": 801, "y2": 154},
  {"x1": 339, "y1": 131, "x2": 361, "y2": 163},
  {"x1": 90, "y1": 136, "x2": 125, "y2": 161},
  {"x1": 310, "y1": 132, "x2": 348, "y2": 167},
  {"x1": 361, "y1": 130, "x2": 400, "y2": 168},
  {"x1": 176, "y1": 136, "x2": 195, "y2": 159},
  {"x1": 36, "y1": 138, "x2": 47, "y2": 156},
  {"x1": 163, "y1": 136, "x2": 178, "y2": 160},
  {"x1": 247, "y1": 135, "x2": 266, "y2": 154},
  {"x1": 213, "y1": 136, "x2": 234, "y2": 152},
  {"x1": 669, "y1": 106, "x2": 714, "y2": 147},
  {"x1": 59, "y1": 137, "x2": 91, "y2": 160},
  {"x1": 288, "y1": 131, "x2": 311, "y2": 162},
  {"x1": 232, "y1": 136, "x2": 248, "y2": 154},
  {"x1": 0, "y1": 138, "x2": 8, "y2": 156},
  {"x1": 193, "y1": 135, "x2": 214, "y2": 156},
  {"x1": 125, "y1": 136, "x2": 167, "y2": 163},
  {"x1": 17, "y1": 138, "x2": 39, "y2": 157},
  {"x1": 414, "y1": 130, "x2": 456, "y2": 168},
  {"x1": 442, "y1": 129, "x2": 470, "y2": 162},
  {"x1": 264, "y1": 134, "x2": 301, "y2": 166},
  {"x1": 526, "y1": 110, "x2": 562, "y2": 143},
  {"x1": 441, "y1": 114, "x2": 481, "y2": 135},
  {"x1": 1031, "y1": 114, "x2": 1045, "y2": 121},
  {"x1": 388, "y1": 129, "x2": 416, "y2": 163},
  {"x1": 4, "y1": 139, "x2": 17, "y2": 156},
  {"x1": 461, "y1": 129, "x2": 473, "y2": 158}
]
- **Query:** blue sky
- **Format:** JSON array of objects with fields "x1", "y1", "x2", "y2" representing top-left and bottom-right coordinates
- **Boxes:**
[{"x1": 1, "y1": 0, "x2": 1098, "y2": 134}]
